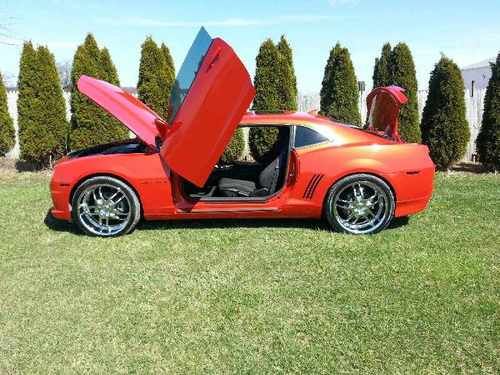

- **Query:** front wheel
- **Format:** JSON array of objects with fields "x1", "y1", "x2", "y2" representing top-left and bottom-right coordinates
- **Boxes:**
[
  {"x1": 71, "y1": 176, "x2": 141, "y2": 237},
  {"x1": 324, "y1": 174, "x2": 395, "y2": 234}
]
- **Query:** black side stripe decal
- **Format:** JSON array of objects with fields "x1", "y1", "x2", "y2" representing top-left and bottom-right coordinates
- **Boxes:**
[{"x1": 303, "y1": 174, "x2": 324, "y2": 199}]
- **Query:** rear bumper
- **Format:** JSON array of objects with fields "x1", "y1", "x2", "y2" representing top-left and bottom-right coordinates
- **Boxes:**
[
  {"x1": 389, "y1": 166, "x2": 435, "y2": 217},
  {"x1": 394, "y1": 195, "x2": 432, "y2": 217}
]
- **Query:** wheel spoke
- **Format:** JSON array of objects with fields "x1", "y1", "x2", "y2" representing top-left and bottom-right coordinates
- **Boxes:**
[
  {"x1": 336, "y1": 200, "x2": 351, "y2": 209},
  {"x1": 111, "y1": 195, "x2": 125, "y2": 206},
  {"x1": 108, "y1": 189, "x2": 120, "y2": 201},
  {"x1": 98, "y1": 186, "x2": 104, "y2": 200}
]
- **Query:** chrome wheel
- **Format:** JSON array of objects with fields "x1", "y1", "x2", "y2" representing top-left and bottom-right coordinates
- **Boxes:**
[
  {"x1": 331, "y1": 179, "x2": 392, "y2": 234},
  {"x1": 76, "y1": 184, "x2": 132, "y2": 236}
]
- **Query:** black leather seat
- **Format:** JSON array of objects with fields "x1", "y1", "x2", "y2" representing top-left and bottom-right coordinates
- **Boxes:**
[{"x1": 218, "y1": 153, "x2": 285, "y2": 197}]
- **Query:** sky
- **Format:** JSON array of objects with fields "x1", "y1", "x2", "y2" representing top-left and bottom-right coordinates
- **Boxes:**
[{"x1": 0, "y1": 0, "x2": 498, "y2": 93}]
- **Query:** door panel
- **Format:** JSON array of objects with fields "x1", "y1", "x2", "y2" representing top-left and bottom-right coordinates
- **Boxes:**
[{"x1": 160, "y1": 38, "x2": 255, "y2": 187}]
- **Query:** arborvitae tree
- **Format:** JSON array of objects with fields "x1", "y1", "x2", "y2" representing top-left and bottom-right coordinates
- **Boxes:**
[
  {"x1": 17, "y1": 42, "x2": 38, "y2": 163},
  {"x1": 253, "y1": 39, "x2": 280, "y2": 112},
  {"x1": 220, "y1": 128, "x2": 244, "y2": 164},
  {"x1": 276, "y1": 35, "x2": 297, "y2": 111},
  {"x1": 390, "y1": 43, "x2": 420, "y2": 143},
  {"x1": 160, "y1": 42, "x2": 176, "y2": 117},
  {"x1": 137, "y1": 37, "x2": 170, "y2": 119},
  {"x1": 373, "y1": 43, "x2": 392, "y2": 88},
  {"x1": 17, "y1": 44, "x2": 68, "y2": 167},
  {"x1": 0, "y1": 71, "x2": 15, "y2": 156},
  {"x1": 250, "y1": 39, "x2": 281, "y2": 162},
  {"x1": 477, "y1": 53, "x2": 500, "y2": 171},
  {"x1": 100, "y1": 47, "x2": 120, "y2": 85},
  {"x1": 320, "y1": 43, "x2": 361, "y2": 125},
  {"x1": 421, "y1": 56, "x2": 470, "y2": 170},
  {"x1": 99, "y1": 47, "x2": 128, "y2": 140},
  {"x1": 70, "y1": 34, "x2": 127, "y2": 150}
]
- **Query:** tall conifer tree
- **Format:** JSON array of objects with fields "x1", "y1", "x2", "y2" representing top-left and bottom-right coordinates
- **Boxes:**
[
  {"x1": 390, "y1": 43, "x2": 420, "y2": 143},
  {"x1": 0, "y1": 71, "x2": 15, "y2": 156},
  {"x1": 160, "y1": 42, "x2": 176, "y2": 118},
  {"x1": 477, "y1": 53, "x2": 500, "y2": 171},
  {"x1": 276, "y1": 35, "x2": 297, "y2": 111},
  {"x1": 320, "y1": 43, "x2": 361, "y2": 125},
  {"x1": 99, "y1": 47, "x2": 128, "y2": 141},
  {"x1": 373, "y1": 43, "x2": 392, "y2": 88},
  {"x1": 137, "y1": 37, "x2": 169, "y2": 119},
  {"x1": 421, "y1": 56, "x2": 469, "y2": 170},
  {"x1": 249, "y1": 39, "x2": 281, "y2": 162},
  {"x1": 70, "y1": 34, "x2": 126, "y2": 150},
  {"x1": 18, "y1": 43, "x2": 68, "y2": 166}
]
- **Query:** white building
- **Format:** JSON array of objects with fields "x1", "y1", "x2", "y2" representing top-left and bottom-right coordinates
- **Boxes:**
[{"x1": 461, "y1": 58, "x2": 495, "y2": 93}]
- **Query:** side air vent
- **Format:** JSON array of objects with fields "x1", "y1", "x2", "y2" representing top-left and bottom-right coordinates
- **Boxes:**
[{"x1": 303, "y1": 174, "x2": 324, "y2": 199}]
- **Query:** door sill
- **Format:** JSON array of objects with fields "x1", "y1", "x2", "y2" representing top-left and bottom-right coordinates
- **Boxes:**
[{"x1": 177, "y1": 207, "x2": 280, "y2": 214}]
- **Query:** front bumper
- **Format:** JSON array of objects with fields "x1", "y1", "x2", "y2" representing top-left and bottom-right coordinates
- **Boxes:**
[{"x1": 50, "y1": 173, "x2": 72, "y2": 221}]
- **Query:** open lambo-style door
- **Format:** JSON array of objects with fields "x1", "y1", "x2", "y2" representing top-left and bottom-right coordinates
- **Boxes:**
[
  {"x1": 365, "y1": 86, "x2": 408, "y2": 142},
  {"x1": 160, "y1": 27, "x2": 255, "y2": 187}
]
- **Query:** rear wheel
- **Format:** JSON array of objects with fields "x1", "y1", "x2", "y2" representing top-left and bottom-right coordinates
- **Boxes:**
[
  {"x1": 325, "y1": 174, "x2": 395, "y2": 234},
  {"x1": 71, "y1": 176, "x2": 141, "y2": 237}
]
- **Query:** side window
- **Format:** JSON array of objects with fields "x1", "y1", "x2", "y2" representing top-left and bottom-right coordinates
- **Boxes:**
[{"x1": 294, "y1": 126, "x2": 329, "y2": 148}]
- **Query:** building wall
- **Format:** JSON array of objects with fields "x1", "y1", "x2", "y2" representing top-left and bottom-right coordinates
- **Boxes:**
[{"x1": 461, "y1": 66, "x2": 492, "y2": 92}]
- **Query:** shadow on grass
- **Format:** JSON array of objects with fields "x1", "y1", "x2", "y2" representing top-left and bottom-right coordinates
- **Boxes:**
[
  {"x1": 138, "y1": 218, "x2": 330, "y2": 231},
  {"x1": 138, "y1": 215, "x2": 409, "y2": 232},
  {"x1": 44, "y1": 210, "x2": 82, "y2": 235},
  {"x1": 451, "y1": 162, "x2": 487, "y2": 174},
  {"x1": 44, "y1": 210, "x2": 410, "y2": 235}
]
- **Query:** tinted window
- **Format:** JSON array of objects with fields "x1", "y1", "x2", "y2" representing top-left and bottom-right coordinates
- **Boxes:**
[
  {"x1": 294, "y1": 126, "x2": 329, "y2": 148},
  {"x1": 168, "y1": 27, "x2": 213, "y2": 122}
]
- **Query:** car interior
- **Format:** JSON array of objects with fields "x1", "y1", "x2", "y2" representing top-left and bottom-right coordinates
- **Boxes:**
[{"x1": 182, "y1": 126, "x2": 291, "y2": 200}]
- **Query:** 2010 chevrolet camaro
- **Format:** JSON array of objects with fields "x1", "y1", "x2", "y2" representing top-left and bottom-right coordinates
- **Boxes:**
[{"x1": 50, "y1": 28, "x2": 435, "y2": 237}]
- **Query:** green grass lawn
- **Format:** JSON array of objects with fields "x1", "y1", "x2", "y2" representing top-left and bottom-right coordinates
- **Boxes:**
[{"x1": 0, "y1": 171, "x2": 498, "y2": 373}]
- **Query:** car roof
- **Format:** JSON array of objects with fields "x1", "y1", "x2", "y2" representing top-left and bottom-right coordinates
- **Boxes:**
[{"x1": 240, "y1": 111, "x2": 396, "y2": 146}]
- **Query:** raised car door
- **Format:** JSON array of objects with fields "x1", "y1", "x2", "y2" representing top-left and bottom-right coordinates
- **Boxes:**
[{"x1": 160, "y1": 28, "x2": 255, "y2": 187}]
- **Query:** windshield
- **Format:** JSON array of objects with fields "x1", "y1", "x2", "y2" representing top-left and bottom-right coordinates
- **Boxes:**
[{"x1": 168, "y1": 27, "x2": 213, "y2": 122}]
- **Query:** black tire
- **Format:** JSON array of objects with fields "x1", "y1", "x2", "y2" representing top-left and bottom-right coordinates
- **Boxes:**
[
  {"x1": 71, "y1": 176, "x2": 141, "y2": 237},
  {"x1": 324, "y1": 174, "x2": 395, "y2": 234}
]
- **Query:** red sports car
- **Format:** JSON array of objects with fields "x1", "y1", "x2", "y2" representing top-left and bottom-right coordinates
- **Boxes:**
[{"x1": 50, "y1": 28, "x2": 435, "y2": 237}]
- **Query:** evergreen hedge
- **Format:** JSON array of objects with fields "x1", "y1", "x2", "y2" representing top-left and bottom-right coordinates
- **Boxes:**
[
  {"x1": 69, "y1": 34, "x2": 127, "y2": 151},
  {"x1": 0, "y1": 72, "x2": 15, "y2": 156},
  {"x1": 320, "y1": 43, "x2": 361, "y2": 125},
  {"x1": 17, "y1": 43, "x2": 68, "y2": 167},
  {"x1": 137, "y1": 37, "x2": 170, "y2": 119},
  {"x1": 477, "y1": 53, "x2": 500, "y2": 171},
  {"x1": 421, "y1": 56, "x2": 470, "y2": 170}
]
